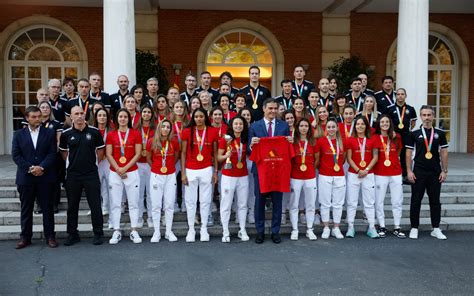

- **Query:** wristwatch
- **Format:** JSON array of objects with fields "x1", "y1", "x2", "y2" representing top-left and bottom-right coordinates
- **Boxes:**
[{"x1": 443, "y1": 169, "x2": 448, "y2": 174}]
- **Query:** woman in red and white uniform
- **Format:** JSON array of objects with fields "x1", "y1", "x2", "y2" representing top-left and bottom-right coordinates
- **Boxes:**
[
  {"x1": 154, "y1": 94, "x2": 170, "y2": 124},
  {"x1": 292, "y1": 97, "x2": 310, "y2": 123},
  {"x1": 346, "y1": 115, "x2": 379, "y2": 239},
  {"x1": 313, "y1": 105, "x2": 329, "y2": 138},
  {"x1": 234, "y1": 93, "x2": 247, "y2": 114},
  {"x1": 147, "y1": 119, "x2": 180, "y2": 242},
  {"x1": 94, "y1": 108, "x2": 112, "y2": 226},
  {"x1": 374, "y1": 114, "x2": 406, "y2": 238},
  {"x1": 189, "y1": 96, "x2": 202, "y2": 115},
  {"x1": 124, "y1": 95, "x2": 140, "y2": 128},
  {"x1": 181, "y1": 108, "x2": 218, "y2": 242},
  {"x1": 218, "y1": 94, "x2": 237, "y2": 124},
  {"x1": 136, "y1": 105, "x2": 155, "y2": 228},
  {"x1": 210, "y1": 106, "x2": 228, "y2": 139},
  {"x1": 106, "y1": 108, "x2": 143, "y2": 244},
  {"x1": 217, "y1": 116, "x2": 250, "y2": 242},
  {"x1": 288, "y1": 118, "x2": 318, "y2": 241},
  {"x1": 315, "y1": 118, "x2": 346, "y2": 239},
  {"x1": 338, "y1": 104, "x2": 356, "y2": 143},
  {"x1": 281, "y1": 110, "x2": 296, "y2": 224}
]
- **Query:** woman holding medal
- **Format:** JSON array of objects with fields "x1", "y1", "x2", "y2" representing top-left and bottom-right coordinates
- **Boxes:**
[
  {"x1": 217, "y1": 116, "x2": 250, "y2": 242},
  {"x1": 94, "y1": 108, "x2": 112, "y2": 225},
  {"x1": 106, "y1": 108, "x2": 143, "y2": 244},
  {"x1": 288, "y1": 118, "x2": 318, "y2": 241},
  {"x1": 346, "y1": 115, "x2": 379, "y2": 238},
  {"x1": 210, "y1": 107, "x2": 228, "y2": 139},
  {"x1": 124, "y1": 95, "x2": 140, "y2": 128},
  {"x1": 147, "y1": 119, "x2": 180, "y2": 243},
  {"x1": 136, "y1": 105, "x2": 156, "y2": 228},
  {"x1": 181, "y1": 108, "x2": 219, "y2": 242},
  {"x1": 316, "y1": 118, "x2": 346, "y2": 239},
  {"x1": 373, "y1": 115, "x2": 405, "y2": 238},
  {"x1": 171, "y1": 100, "x2": 189, "y2": 212},
  {"x1": 359, "y1": 95, "x2": 380, "y2": 134}
]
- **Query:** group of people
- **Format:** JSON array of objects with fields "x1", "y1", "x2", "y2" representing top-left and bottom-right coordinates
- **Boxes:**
[{"x1": 12, "y1": 64, "x2": 449, "y2": 249}]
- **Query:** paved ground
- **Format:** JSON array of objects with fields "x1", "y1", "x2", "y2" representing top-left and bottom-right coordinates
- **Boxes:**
[{"x1": 1, "y1": 231, "x2": 473, "y2": 295}]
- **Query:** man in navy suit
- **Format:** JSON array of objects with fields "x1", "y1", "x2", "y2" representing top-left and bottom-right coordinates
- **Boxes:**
[
  {"x1": 12, "y1": 106, "x2": 58, "y2": 249},
  {"x1": 249, "y1": 98, "x2": 292, "y2": 244}
]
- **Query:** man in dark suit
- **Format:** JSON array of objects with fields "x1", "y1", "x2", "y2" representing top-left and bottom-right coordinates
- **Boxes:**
[
  {"x1": 12, "y1": 106, "x2": 58, "y2": 249},
  {"x1": 249, "y1": 98, "x2": 292, "y2": 244}
]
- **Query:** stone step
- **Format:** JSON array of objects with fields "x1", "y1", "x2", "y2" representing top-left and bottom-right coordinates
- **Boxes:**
[
  {"x1": 1, "y1": 217, "x2": 472, "y2": 241},
  {"x1": 1, "y1": 203, "x2": 474, "y2": 226}
]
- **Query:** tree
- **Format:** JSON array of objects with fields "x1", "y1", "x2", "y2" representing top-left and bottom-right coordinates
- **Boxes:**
[
  {"x1": 135, "y1": 50, "x2": 169, "y2": 93},
  {"x1": 327, "y1": 55, "x2": 374, "y2": 93}
]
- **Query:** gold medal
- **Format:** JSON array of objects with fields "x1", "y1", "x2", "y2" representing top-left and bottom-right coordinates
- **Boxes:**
[
  {"x1": 237, "y1": 162, "x2": 243, "y2": 169},
  {"x1": 359, "y1": 160, "x2": 366, "y2": 167},
  {"x1": 197, "y1": 154, "x2": 204, "y2": 161},
  {"x1": 425, "y1": 152, "x2": 433, "y2": 159},
  {"x1": 160, "y1": 167, "x2": 168, "y2": 174},
  {"x1": 252, "y1": 103, "x2": 258, "y2": 109},
  {"x1": 141, "y1": 150, "x2": 147, "y2": 157},
  {"x1": 384, "y1": 159, "x2": 391, "y2": 167},
  {"x1": 300, "y1": 164, "x2": 307, "y2": 172},
  {"x1": 334, "y1": 164, "x2": 340, "y2": 172},
  {"x1": 398, "y1": 123, "x2": 404, "y2": 129},
  {"x1": 119, "y1": 156, "x2": 127, "y2": 164}
]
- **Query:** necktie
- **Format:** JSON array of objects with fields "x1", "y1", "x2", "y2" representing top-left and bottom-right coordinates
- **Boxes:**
[{"x1": 268, "y1": 121, "x2": 273, "y2": 137}]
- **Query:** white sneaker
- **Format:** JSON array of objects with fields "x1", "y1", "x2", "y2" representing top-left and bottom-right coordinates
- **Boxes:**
[
  {"x1": 290, "y1": 230, "x2": 299, "y2": 241},
  {"x1": 281, "y1": 213, "x2": 287, "y2": 225},
  {"x1": 200, "y1": 229, "x2": 210, "y2": 242},
  {"x1": 247, "y1": 212, "x2": 255, "y2": 224},
  {"x1": 130, "y1": 230, "x2": 142, "y2": 244},
  {"x1": 321, "y1": 227, "x2": 331, "y2": 239},
  {"x1": 186, "y1": 229, "x2": 196, "y2": 243},
  {"x1": 367, "y1": 227, "x2": 380, "y2": 239},
  {"x1": 147, "y1": 218, "x2": 154, "y2": 228},
  {"x1": 174, "y1": 203, "x2": 180, "y2": 213},
  {"x1": 109, "y1": 230, "x2": 122, "y2": 244},
  {"x1": 222, "y1": 235, "x2": 230, "y2": 243},
  {"x1": 87, "y1": 210, "x2": 91, "y2": 216},
  {"x1": 137, "y1": 218, "x2": 144, "y2": 228},
  {"x1": 165, "y1": 231, "x2": 178, "y2": 242},
  {"x1": 299, "y1": 213, "x2": 306, "y2": 224},
  {"x1": 211, "y1": 202, "x2": 218, "y2": 213},
  {"x1": 331, "y1": 227, "x2": 344, "y2": 239},
  {"x1": 431, "y1": 228, "x2": 447, "y2": 240},
  {"x1": 150, "y1": 231, "x2": 161, "y2": 243},
  {"x1": 102, "y1": 208, "x2": 109, "y2": 215},
  {"x1": 346, "y1": 225, "x2": 355, "y2": 238},
  {"x1": 238, "y1": 230, "x2": 250, "y2": 241},
  {"x1": 314, "y1": 213, "x2": 321, "y2": 225},
  {"x1": 306, "y1": 229, "x2": 317, "y2": 240},
  {"x1": 409, "y1": 228, "x2": 419, "y2": 239},
  {"x1": 181, "y1": 206, "x2": 187, "y2": 213}
]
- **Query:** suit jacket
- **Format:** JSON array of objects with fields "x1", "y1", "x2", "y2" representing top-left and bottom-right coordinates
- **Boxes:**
[
  {"x1": 248, "y1": 118, "x2": 289, "y2": 174},
  {"x1": 12, "y1": 127, "x2": 57, "y2": 185}
]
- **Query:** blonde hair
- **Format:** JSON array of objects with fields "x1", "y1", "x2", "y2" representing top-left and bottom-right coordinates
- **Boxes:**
[{"x1": 151, "y1": 119, "x2": 174, "y2": 152}]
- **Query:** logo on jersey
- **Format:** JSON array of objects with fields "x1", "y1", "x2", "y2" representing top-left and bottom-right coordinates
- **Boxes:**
[
  {"x1": 434, "y1": 133, "x2": 439, "y2": 139},
  {"x1": 86, "y1": 133, "x2": 92, "y2": 140}
]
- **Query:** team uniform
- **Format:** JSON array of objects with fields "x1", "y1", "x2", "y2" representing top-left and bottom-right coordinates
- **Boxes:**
[
  {"x1": 180, "y1": 90, "x2": 198, "y2": 107},
  {"x1": 49, "y1": 97, "x2": 68, "y2": 123},
  {"x1": 90, "y1": 90, "x2": 112, "y2": 110},
  {"x1": 318, "y1": 94, "x2": 335, "y2": 114},
  {"x1": 374, "y1": 90, "x2": 395, "y2": 115},
  {"x1": 98, "y1": 128, "x2": 111, "y2": 224},
  {"x1": 240, "y1": 84, "x2": 271, "y2": 121},
  {"x1": 345, "y1": 92, "x2": 366, "y2": 113},
  {"x1": 275, "y1": 94, "x2": 297, "y2": 110},
  {"x1": 65, "y1": 96, "x2": 99, "y2": 121},
  {"x1": 136, "y1": 126, "x2": 155, "y2": 227},
  {"x1": 291, "y1": 80, "x2": 315, "y2": 104},
  {"x1": 196, "y1": 86, "x2": 219, "y2": 106},
  {"x1": 110, "y1": 90, "x2": 129, "y2": 117},
  {"x1": 218, "y1": 137, "x2": 249, "y2": 242},
  {"x1": 147, "y1": 139, "x2": 180, "y2": 242}
]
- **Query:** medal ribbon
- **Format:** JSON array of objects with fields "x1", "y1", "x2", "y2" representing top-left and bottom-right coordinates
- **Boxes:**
[
  {"x1": 319, "y1": 96, "x2": 330, "y2": 109},
  {"x1": 161, "y1": 140, "x2": 169, "y2": 168},
  {"x1": 358, "y1": 137, "x2": 367, "y2": 164},
  {"x1": 195, "y1": 127, "x2": 207, "y2": 155},
  {"x1": 421, "y1": 127, "x2": 434, "y2": 154},
  {"x1": 344, "y1": 122, "x2": 354, "y2": 138},
  {"x1": 102, "y1": 127, "x2": 108, "y2": 143},
  {"x1": 396, "y1": 105, "x2": 406, "y2": 126},
  {"x1": 117, "y1": 128, "x2": 130, "y2": 159},
  {"x1": 79, "y1": 97, "x2": 89, "y2": 112},
  {"x1": 380, "y1": 135, "x2": 390, "y2": 161},
  {"x1": 234, "y1": 139, "x2": 243, "y2": 165},
  {"x1": 327, "y1": 136, "x2": 340, "y2": 165},
  {"x1": 385, "y1": 94, "x2": 394, "y2": 105},
  {"x1": 353, "y1": 95, "x2": 362, "y2": 111},
  {"x1": 299, "y1": 140, "x2": 308, "y2": 165},
  {"x1": 174, "y1": 122, "x2": 182, "y2": 144},
  {"x1": 250, "y1": 88, "x2": 260, "y2": 106},
  {"x1": 295, "y1": 81, "x2": 304, "y2": 96},
  {"x1": 141, "y1": 127, "x2": 149, "y2": 150}
]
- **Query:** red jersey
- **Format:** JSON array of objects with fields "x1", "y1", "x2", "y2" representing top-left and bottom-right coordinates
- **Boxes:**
[
  {"x1": 338, "y1": 122, "x2": 354, "y2": 142},
  {"x1": 155, "y1": 114, "x2": 168, "y2": 126},
  {"x1": 291, "y1": 140, "x2": 317, "y2": 180},
  {"x1": 182, "y1": 126, "x2": 218, "y2": 170},
  {"x1": 347, "y1": 136, "x2": 379, "y2": 174},
  {"x1": 373, "y1": 134, "x2": 402, "y2": 176},
  {"x1": 106, "y1": 128, "x2": 142, "y2": 172},
  {"x1": 172, "y1": 121, "x2": 184, "y2": 146},
  {"x1": 223, "y1": 111, "x2": 237, "y2": 123},
  {"x1": 147, "y1": 139, "x2": 180, "y2": 175},
  {"x1": 137, "y1": 126, "x2": 155, "y2": 163},
  {"x1": 129, "y1": 112, "x2": 140, "y2": 129},
  {"x1": 218, "y1": 137, "x2": 248, "y2": 177},
  {"x1": 213, "y1": 124, "x2": 228, "y2": 139},
  {"x1": 315, "y1": 137, "x2": 346, "y2": 177},
  {"x1": 249, "y1": 136, "x2": 295, "y2": 193}
]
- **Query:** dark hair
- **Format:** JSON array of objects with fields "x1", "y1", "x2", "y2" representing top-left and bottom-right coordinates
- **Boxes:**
[
  {"x1": 280, "y1": 79, "x2": 292, "y2": 87},
  {"x1": 262, "y1": 97, "x2": 278, "y2": 108},
  {"x1": 219, "y1": 71, "x2": 233, "y2": 82},
  {"x1": 292, "y1": 96, "x2": 309, "y2": 119},
  {"x1": 226, "y1": 115, "x2": 249, "y2": 144},
  {"x1": 189, "y1": 96, "x2": 202, "y2": 112},
  {"x1": 420, "y1": 105, "x2": 435, "y2": 114},
  {"x1": 93, "y1": 107, "x2": 111, "y2": 129},
  {"x1": 209, "y1": 106, "x2": 225, "y2": 122},
  {"x1": 131, "y1": 84, "x2": 144, "y2": 95},
  {"x1": 138, "y1": 105, "x2": 156, "y2": 131},
  {"x1": 282, "y1": 109, "x2": 296, "y2": 128},
  {"x1": 25, "y1": 106, "x2": 41, "y2": 117},
  {"x1": 375, "y1": 114, "x2": 399, "y2": 150},
  {"x1": 294, "y1": 118, "x2": 315, "y2": 146},
  {"x1": 200, "y1": 71, "x2": 211, "y2": 77},
  {"x1": 352, "y1": 115, "x2": 371, "y2": 138},
  {"x1": 396, "y1": 88, "x2": 407, "y2": 95},
  {"x1": 90, "y1": 101, "x2": 107, "y2": 125},
  {"x1": 188, "y1": 107, "x2": 212, "y2": 151},
  {"x1": 234, "y1": 92, "x2": 247, "y2": 102},
  {"x1": 249, "y1": 65, "x2": 260, "y2": 74},
  {"x1": 238, "y1": 107, "x2": 254, "y2": 124},
  {"x1": 217, "y1": 93, "x2": 231, "y2": 107},
  {"x1": 381, "y1": 75, "x2": 394, "y2": 83},
  {"x1": 114, "y1": 108, "x2": 132, "y2": 129},
  {"x1": 309, "y1": 88, "x2": 319, "y2": 95},
  {"x1": 62, "y1": 77, "x2": 76, "y2": 87},
  {"x1": 77, "y1": 78, "x2": 89, "y2": 86},
  {"x1": 350, "y1": 77, "x2": 362, "y2": 84},
  {"x1": 293, "y1": 64, "x2": 305, "y2": 71}
]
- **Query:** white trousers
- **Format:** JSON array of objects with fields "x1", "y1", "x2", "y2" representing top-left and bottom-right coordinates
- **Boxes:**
[
  {"x1": 289, "y1": 178, "x2": 317, "y2": 230},
  {"x1": 318, "y1": 175, "x2": 346, "y2": 224},
  {"x1": 109, "y1": 170, "x2": 140, "y2": 229},
  {"x1": 282, "y1": 192, "x2": 291, "y2": 212},
  {"x1": 98, "y1": 159, "x2": 110, "y2": 212},
  {"x1": 346, "y1": 172, "x2": 376, "y2": 227},
  {"x1": 220, "y1": 175, "x2": 248, "y2": 235},
  {"x1": 150, "y1": 172, "x2": 176, "y2": 234},
  {"x1": 375, "y1": 175, "x2": 403, "y2": 228},
  {"x1": 185, "y1": 167, "x2": 213, "y2": 230},
  {"x1": 137, "y1": 162, "x2": 152, "y2": 221}
]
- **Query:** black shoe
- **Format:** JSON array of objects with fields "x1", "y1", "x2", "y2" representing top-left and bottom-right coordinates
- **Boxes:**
[
  {"x1": 271, "y1": 233, "x2": 281, "y2": 244},
  {"x1": 255, "y1": 233, "x2": 265, "y2": 244},
  {"x1": 92, "y1": 234, "x2": 103, "y2": 245},
  {"x1": 34, "y1": 207, "x2": 42, "y2": 214},
  {"x1": 393, "y1": 228, "x2": 407, "y2": 239},
  {"x1": 64, "y1": 234, "x2": 80, "y2": 246},
  {"x1": 377, "y1": 227, "x2": 387, "y2": 238},
  {"x1": 53, "y1": 205, "x2": 59, "y2": 214}
]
